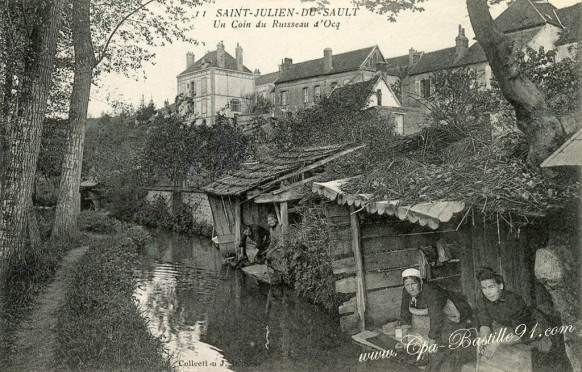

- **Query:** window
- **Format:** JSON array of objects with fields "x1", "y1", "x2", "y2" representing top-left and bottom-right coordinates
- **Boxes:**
[
  {"x1": 230, "y1": 99, "x2": 241, "y2": 112},
  {"x1": 281, "y1": 91, "x2": 288, "y2": 106},
  {"x1": 201, "y1": 99, "x2": 207, "y2": 115},
  {"x1": 314, "y1": 85, "x2": 321, "y2": 101},
  {"x1": 201, "y1": 79, "x2": 207, "y2": 95},
  {"x1": 303, "y1": 87, "x2": 309, "y2": 104},
  {"x1": 421, "y1": 78, "x2": 431, "y2": 98},
  {"x1": 376, "y1": 89, "x2": 382, "y2": 106},
  {"x1": 271, "y1": 92, "x2": 276, "y2": 104},
  {"x1": 190, "y1": 81, "x2": 196, "y2": 96}
]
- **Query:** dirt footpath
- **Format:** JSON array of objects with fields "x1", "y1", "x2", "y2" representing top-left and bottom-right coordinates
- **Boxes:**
[{"x1": 6, "y1": 246, "x2": 88, "y2": 372}]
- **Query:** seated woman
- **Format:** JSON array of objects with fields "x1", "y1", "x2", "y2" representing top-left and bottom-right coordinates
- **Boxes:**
[
  {"x1": 401, "y1": 268, "x2": 464, "y2": 343},
  {"x1": 400, "y1": 267, "x2": 474, "y2": 371}
]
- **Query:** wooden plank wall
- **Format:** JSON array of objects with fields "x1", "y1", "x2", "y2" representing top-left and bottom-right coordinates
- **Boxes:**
[
  {"x1": 326, "y1": 204, "x2": 359, "y2": 334},
  {"x1": 467, "y1": 221, "x2": 535, "y2": 307},
  {"x1": 207, "y1": 195, "x2": 238, "y2": 256}
]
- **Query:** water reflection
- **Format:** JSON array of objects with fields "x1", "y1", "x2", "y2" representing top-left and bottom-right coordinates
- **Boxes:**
[{"x1": 135, "y1": 232, "x2": 412, "y2": 372}]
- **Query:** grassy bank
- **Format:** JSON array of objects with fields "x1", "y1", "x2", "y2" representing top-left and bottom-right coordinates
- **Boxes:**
[
  {"x1": 0, "y1": 208, "x2": 74, "y2": 366},
  {"x1": 55, "y1": 224, "x2": 173, "y2": 371}
]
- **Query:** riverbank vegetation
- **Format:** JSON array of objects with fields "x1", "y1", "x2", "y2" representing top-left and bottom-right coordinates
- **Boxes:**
[{"x1": 55, "y1": 220, "x2": 173, "y2": 371}]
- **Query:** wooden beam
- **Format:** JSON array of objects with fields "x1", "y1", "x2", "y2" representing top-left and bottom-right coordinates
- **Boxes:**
[
  {"x1": 272, "y1": 175, "x2": 318, "y2": 195},
  {"x1": 253, "y1": 188, "x2": 304, "y2": 203},
  {"x1": 280, "y1": 201, "x2": 288, "y2": 244},
  {"x1": 258, "y1": 144, "x2": 366, "y2": 191},
  {"x1": 234, "y1": 198, "x2": 241, "y2": 255},
  {"x1": 350, "y1": 206, "x2": 367, "y2": 332}
]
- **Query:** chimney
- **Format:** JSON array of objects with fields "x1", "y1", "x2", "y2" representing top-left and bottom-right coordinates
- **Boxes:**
[
  {"x1": 324, "y1": 48, "x2": 333, "y2": 74},
  {"x1": 217, "y1": 41, "x2": 225, "y2": 68},
  {"x1": 280, "y1": 57, "x2": 293, "y2": 72},
  {"x1": 254, "y1": 68, "x2": 261, "y2": 77},
  {"x1": 236, "y1": 43, "x2": 243, "y2": 72},
  {"x1": 409, "y1": 48, "x2": 417, "y2": 66},
  {"x1": 455, "y1": 25, "x2": 469, "y2": 62},
  {"x1": 186, "y1": 52, "x2": 195, "y2": 68}
]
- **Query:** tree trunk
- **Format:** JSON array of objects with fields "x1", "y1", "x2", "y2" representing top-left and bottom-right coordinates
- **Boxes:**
[
  {"x1": 27, "y1": 197, "x2": 41, "y2": 249},
  {"x1": 0, "y1": 0, "x2": 64, "y2": 265},
  {"x1": 466, "y1": 1, "x2": 581, "y2": 370},
  {"x1": 52, "y1": 0, "x2": 95, "y2": 240},
  {"x1": 466, "y1": 0, "x2": 567, "y2": 169}
]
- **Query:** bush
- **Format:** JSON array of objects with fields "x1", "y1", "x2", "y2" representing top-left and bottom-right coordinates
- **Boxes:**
[
  {"x1": 77, "y1": 210, "x2": 120, "y2": 233},
  {"x1": 55, "y1": 233, "x2": 172, "y2": 371},
  {"x1": 281, "y1": 202, "x2": 345, "y2": 313},
  {"x1": 134, "y1": 196, "x2": 213, "y2": 238}
]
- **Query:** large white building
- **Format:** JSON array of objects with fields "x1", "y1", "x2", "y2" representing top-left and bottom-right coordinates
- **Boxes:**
[{"x1": 176, "y1": 42, "x2": 256, "y2": 125}]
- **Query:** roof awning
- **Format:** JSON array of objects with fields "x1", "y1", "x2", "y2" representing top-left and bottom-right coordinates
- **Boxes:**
[
  {"x1": 541, "y1": 128, "x2": 582, "y2": 167},
  {"x1": 312, "y1": 178, "x2": 465, "y2": 230}
]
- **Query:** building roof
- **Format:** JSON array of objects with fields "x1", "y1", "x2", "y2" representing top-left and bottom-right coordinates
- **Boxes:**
[
  {"x1": 555, "y1": 2, "x2": 582, "y2": 46},
  {"x1": 177, "y1": 50, "x2": 252, "y2": 76},
  {"x1": 255, "y1": 71, "x2": 280, "y2": 86},
  {"x1": 408, "y1": 27, "x2": 543, "y2": 75},
  {"x1": 495, "y1": 0, "x2": 560, "y2": 33},
  {"x1": 276, "y1": 46, "x2": 379, "y2": 84},
  {"x1": 541, "y1": 128, "x2": 582, "y2": 167},
  {"x1": 329, "y1": 75, "x2": 400, "y2": 107},
  {"x1": 408, "y1": 47, "x2": 457, "y2": 76},
  {"x1": 203, "y1": 143, "x2": 360, "y2": 196}
]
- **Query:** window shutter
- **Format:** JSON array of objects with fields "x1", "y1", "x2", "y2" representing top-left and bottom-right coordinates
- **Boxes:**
[{"x1": 415, "y1": 79, "x2": 421, "y2": 97}]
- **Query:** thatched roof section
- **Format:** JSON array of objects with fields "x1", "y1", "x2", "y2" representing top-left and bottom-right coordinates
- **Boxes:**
[
  {"x1": 204, "y1": 143, "x2": 359, "y2": 196},
  {"x1": 342, "y1": 123, "x2": 578, "y2": 218}
]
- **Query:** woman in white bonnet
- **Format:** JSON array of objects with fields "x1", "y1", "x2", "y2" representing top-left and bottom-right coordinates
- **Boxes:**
[{"x1": 400, "y1": 267, "x2": 470, "y2": 347}]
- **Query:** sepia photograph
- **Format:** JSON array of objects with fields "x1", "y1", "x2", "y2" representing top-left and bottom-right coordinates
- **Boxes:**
[{"x1": 0, "y1": 0, "x2": 581, "y2": 371}]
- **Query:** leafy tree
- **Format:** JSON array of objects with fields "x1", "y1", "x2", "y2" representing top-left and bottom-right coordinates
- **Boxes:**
[
  {"x1": 241, "y1": 92, "x2": 273, "y2": 115},
  {"x1": 83, "y1": 112, "x2": 149, "y2": 217},
  {"x1": 272, "y1": 77, "x2": 398, "y2": 170},
  {"x1": 142, "y1": 114, "x2": 198, "y2": 187},
  {"x1": 52, "y1": 0, "x2": 203, "y2": 239},
  {"x1": 142, "y1": 112, "x2": 252, "y2": 189},
  {"x1": 518, "y1": 46, "x2": 581, "y2": 117},
  {"x1": 136, "y1": 100, "x2": 156, "y2": 124},
  {"x1": 423, "y1": 67, "x2": 506, "y2": 129}
]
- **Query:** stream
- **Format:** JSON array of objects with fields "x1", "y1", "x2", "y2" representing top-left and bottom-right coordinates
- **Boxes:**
[{"x1": 134, "y1": 232, "x2": 412, "y2": 372}]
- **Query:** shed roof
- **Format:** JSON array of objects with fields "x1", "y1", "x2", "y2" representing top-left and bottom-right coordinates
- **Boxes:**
[
  {"x1": 276, "y1": 46, "x2": 379, "y2": 84},
  {"x1": 312, "y1": 178, "x2": 465, "y2": 230},
  {"x1": 541, "y1": 128, "x2": 582, "y2": 167},
  {"x1": 204, "y1": 143, "x2": 361, "y2": 196}
]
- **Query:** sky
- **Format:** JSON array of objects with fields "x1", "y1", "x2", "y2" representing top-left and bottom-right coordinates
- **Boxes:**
[{"x1": 87, "y1": 0, "x2": 580, "y2": 117}]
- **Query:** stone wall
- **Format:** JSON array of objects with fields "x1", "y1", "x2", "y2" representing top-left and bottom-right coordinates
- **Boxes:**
[{"x1": 146, "y1": 188, "x2": 213, "y2": 226}]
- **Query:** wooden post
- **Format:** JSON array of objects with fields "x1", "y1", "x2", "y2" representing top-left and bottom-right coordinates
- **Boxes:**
[
  {"x1": 350, "y1": 206, "x2": 366, "y2": 331},
  {"x1": 280, "y1": 201, "x2": 288, "y2": 244},
  {"x1": 234, "y1": 198, "x2": 241, "y2": 256}
]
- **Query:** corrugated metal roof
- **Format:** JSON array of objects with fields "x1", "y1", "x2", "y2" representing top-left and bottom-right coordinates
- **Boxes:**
[
  {"x1": 204, "y1": 144, "x2": 357, "y2": 196},
  {"x1": 312, "y1": 178, "x2": 465, "y2": 230},
  {"x1": 541, "y1": 128, "x2": 582, "y2": 167}
]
